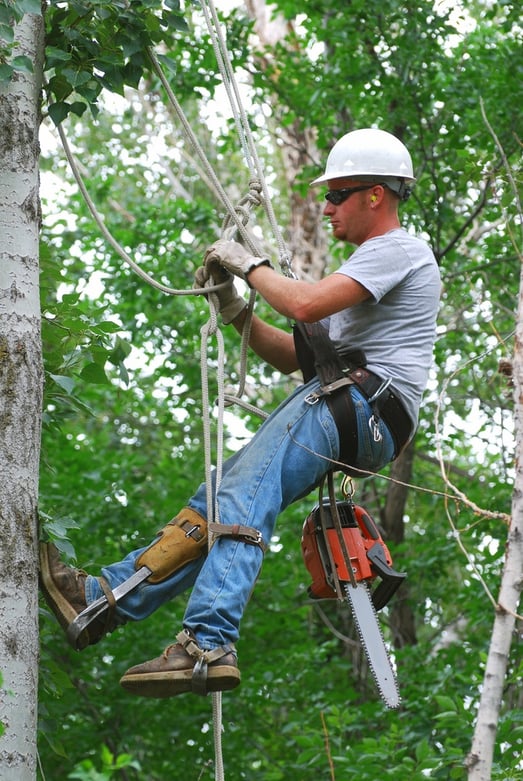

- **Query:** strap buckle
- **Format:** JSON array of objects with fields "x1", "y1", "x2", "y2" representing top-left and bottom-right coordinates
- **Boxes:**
[
  {"x1": 208, "y1": 522, "x2": 268, "y2": 552},
  {"x1": 305, "y1": 392, "x2": 320, "y2": 405},
  {"x1": 305, "y1": 376, "x2": 355, "y2": 406},
  {"x1": 181, "y1": 522, "x2": 204, "y2": 541}
]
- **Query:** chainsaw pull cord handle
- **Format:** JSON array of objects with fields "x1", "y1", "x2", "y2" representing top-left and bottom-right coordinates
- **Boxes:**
[{"x1": 342, "y1": 475, "x2": 380, "y2": 542}]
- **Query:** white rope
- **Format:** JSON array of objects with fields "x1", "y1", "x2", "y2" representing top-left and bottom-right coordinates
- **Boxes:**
[
  {"x1": 56, "y1": 24, "x2": 290, "y2": 778},
  {"x1": 200, "y1": 0, "x2": 294, "y2": 277},
  {"x1": 146, "y1": 47, "x2": 259, "y2": 255},
  {"x1": 54, "y1": 121, "x2": 229, "y2": 298},
  {"x1": 199, "y1": 279, "x2": 229, "y2": 781}
]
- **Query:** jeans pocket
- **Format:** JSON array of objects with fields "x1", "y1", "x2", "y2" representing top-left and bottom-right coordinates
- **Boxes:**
[{"x1": 353, "y1": 393, "x2": 395, "y2": 471}]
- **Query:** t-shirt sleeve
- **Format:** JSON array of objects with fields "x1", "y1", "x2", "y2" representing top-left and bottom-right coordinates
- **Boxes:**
[{"x1": 334, "y1": 237, "x2": 413, "y2": 302}]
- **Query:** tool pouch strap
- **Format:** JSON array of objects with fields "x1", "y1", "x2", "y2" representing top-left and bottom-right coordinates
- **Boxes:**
[
  {"x1": 208, "y1": 521, "x2": 268, "y2": 553},
  {"x1": 136, "y1": 507, "x2": 208, "y2": 584}
]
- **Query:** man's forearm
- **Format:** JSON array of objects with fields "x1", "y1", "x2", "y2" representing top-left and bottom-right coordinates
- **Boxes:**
[{"x1": 230, "y1": 308, "x2": 299, "y2": 375}]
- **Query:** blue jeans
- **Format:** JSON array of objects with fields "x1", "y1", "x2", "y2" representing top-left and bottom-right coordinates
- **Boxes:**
[{"x1": 85, "y1": 378, "x2": 395, "y2": 651}]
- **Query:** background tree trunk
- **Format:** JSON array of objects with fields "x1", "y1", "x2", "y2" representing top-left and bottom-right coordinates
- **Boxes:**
[
  {"x1": 244, "y1": 0, "x2": 328, "y2": 280},
  {"x1": 466, "y1": 250, "x2": 523, "y2": 779},
  {"x1": 0, "y1": 10, "x2": 44, "y2": 780},
  {"x1": 382, "y1": 444, "x2": 418, "y2": 648}
]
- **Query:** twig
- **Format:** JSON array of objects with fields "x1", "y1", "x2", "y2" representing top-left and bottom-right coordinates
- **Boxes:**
[{"x1": 320, "y1": 711, "x2": 336, "y2": 781}]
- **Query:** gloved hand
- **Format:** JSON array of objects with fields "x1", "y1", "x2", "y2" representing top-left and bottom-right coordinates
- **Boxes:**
[
  {"x1": 193, "y1": 262, "x2": 247, "y2": 325},
  {"x1": 204, "y1": 238, "x2": 273, "y2": 285}
]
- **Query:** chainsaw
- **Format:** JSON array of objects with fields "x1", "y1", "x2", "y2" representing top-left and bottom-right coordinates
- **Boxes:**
[{"x1": 301, "y1": 475, "x2": 406, "y2": 708}]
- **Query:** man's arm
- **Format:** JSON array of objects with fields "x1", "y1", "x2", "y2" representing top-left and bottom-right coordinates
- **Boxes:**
[
  {"x1": 205, "y1": 239, "x2": 372, "y2": 322},
  {"x1": 229, "y1": 307, "x2": 299, "y2": 375},
  {"x1": 247, "y1": 264, "x2": 371, "y2": 322},
  {"x1": 227, "y1": 265, "x2": 371, "y2": 374}
]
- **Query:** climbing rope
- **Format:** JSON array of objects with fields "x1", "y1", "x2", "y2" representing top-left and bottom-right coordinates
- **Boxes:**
[
  {"x1": 54, "y1": 7, "x2": 293, "y2": 777},
  {"x1": 200, "y1": 0, "x2": 293, "y2": 275}
]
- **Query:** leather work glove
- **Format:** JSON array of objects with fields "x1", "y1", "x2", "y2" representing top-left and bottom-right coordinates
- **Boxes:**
[
  {"x1": 205, "y1": 238, "x2": 273, "y2": 286},
  {"x1": 193, "y1": 263, "x2": 247, "y2": 325}
]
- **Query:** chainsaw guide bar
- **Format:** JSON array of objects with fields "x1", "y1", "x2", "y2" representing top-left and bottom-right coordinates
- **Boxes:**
[{"x1": 301, "y1": 496, "x2": 406, "y2": 708}]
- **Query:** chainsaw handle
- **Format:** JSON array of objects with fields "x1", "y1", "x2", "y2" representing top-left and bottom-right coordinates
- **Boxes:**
[{"x1": 354, "y1": 507, "x2": 380, "y2": 541}]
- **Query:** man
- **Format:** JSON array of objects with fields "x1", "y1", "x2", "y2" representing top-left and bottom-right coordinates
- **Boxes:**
[{"x1": 40, "y1": 128, "x2": 441, "y2": 698}]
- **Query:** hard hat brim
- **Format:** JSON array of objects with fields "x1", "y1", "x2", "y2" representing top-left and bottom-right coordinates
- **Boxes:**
[{"x1": 310, "y1": 172, "x2": 416, "y2": 187}]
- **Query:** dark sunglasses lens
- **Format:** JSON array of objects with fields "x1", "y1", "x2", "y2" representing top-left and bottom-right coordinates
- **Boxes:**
[{"x1": 325, "y1": 190, "x2": 347, "y2": 205}]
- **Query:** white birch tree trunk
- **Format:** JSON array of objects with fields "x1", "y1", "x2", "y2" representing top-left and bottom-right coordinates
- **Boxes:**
[
  {"x1": 0, "y1": 10, "x2": 44, "y2": 781},
  {"x1": 466, "y1": 258, "x2": 523, "y2": 780}
]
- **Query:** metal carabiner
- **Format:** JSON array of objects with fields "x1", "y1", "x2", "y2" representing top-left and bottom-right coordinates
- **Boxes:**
[
  {"x1": 367, "y1": 377, "x2": 391, "y2": 405},
  {"x1": 341, "y1": 474, "x2": 355, "y2": 499},
  {"x1": 369, "y1": 414, "x2": 383, "y2": 443}
]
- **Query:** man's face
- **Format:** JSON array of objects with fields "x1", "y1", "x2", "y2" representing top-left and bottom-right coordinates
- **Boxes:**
[{"x1": 323, "y1": 179, "x2": 375, "y2": 245}]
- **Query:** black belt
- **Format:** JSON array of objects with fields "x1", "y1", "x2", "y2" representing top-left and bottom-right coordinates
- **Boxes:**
[{"x1": 344, "y1": 367, "x2": 413, "y2": 456}]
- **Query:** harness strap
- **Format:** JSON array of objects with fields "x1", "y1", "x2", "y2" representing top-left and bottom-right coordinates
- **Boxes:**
[
  {"x1": 293, "y1": 321, "x2": 365, "y2": 385},
  {"x1": 294, "y1": 321, "x2": 362, "y2": 467},
  {"x1": 208, "y1": 521, "x2": 268, "y2": 553},
  {"x1": 176, "y1": 629, "x2": 236, "y2": 696},
  {"x1": 293, "y1": 320, "x2": 413, "y2": 467}
]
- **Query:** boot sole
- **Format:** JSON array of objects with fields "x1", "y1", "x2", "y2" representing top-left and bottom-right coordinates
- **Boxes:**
[
  {"x1": 119, "y1": 666, "x2": 241, "y2": 698},
  {"x1": 38, "y1": 543, "x2": 90, "y2": 650},
  {"x1": 39, "y1": 543, "x2": 78, "y2": 633}
]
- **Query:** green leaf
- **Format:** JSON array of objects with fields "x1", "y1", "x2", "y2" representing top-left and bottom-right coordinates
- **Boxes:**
[
  {"x1": 69, "y1": 101, "x2": 88, "y2": 117},
  {"x1": 435, "y1": 695, "x2": 459, "y2": 712},
  {"x1": 49, "y1": 373, "x2": 76, "y2": 395},
  {"x1": 0, "y1": 7, "x2": 13, "y2": 25},
  {"x1": 10, "y1": 54, "x2": 33, "y2": 73},
  {"x1": 93, "y1": 321, "x2": 122, "y2": 334},
  {"x1": 0, "y1": 24, "x2": 14, "y2": 44},
  {"x1": 0, "y1": 62, "x2": 13, "y2": 82},
  {"x1": 47, "y1": 101, "x2": 71, "y2": 125},
  {"x1": 79, "y1": 362, "x2": 110, "y2": 385},
  {"x1": 18, "y1": 0, "x2": 42, "y2": 13}
]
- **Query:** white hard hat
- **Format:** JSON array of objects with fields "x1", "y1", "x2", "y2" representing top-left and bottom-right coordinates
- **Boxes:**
[{"x1": 311, "y1": 128, "x2": 415, "y2": 199}]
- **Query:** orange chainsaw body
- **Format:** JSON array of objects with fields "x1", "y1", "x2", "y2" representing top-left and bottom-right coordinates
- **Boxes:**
[{"x1": 301, "y1": 501, "x2": 393, "y2": 600}]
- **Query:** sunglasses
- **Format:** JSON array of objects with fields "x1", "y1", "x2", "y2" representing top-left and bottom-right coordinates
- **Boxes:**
[{"x1": 324, "y1": 185, "x2": 374, "y2": 205}]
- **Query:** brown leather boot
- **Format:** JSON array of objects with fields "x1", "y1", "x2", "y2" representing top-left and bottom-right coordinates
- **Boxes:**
[
  {"x1": 119, "y1": 629, "x2": 240, "y2": 698},
  {"x1": 39, "y1": 542, "x2": 117, "y2": 650}
]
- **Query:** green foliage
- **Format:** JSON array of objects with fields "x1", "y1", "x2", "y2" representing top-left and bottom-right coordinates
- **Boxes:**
[
  {"x1": 0, "y1": 0, "x2": 39, "y2": 84},
  {"x1": 44, "y1": 0, "x2": 193, "y2": 120},
  {"x1": 67, "y1": 745, "x2": 141, "y2": 780}
]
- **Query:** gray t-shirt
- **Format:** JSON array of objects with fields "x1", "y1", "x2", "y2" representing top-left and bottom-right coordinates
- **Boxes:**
[{"x1": 325, "y1": 228, "x2": 441, "y2": 427}]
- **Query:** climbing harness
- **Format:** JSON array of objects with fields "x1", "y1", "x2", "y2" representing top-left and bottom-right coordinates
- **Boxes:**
[{"x1": 293, "y1": 319, "x2": 413, "y2": 469}]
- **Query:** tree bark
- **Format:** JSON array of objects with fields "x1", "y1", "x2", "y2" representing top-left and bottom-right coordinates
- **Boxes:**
[
  {"x1": 243, "y1": 0, "x2": 329, "y2": 281},
  {"x1": 0, "y1": 10, "x2": 44, "y2": 781},
  {"x1": 382, "y1": 443, "x2": 418, "y2": 648},
  {"x1": 466, "y1": 274, "x2": 523, "y2": 778}
]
